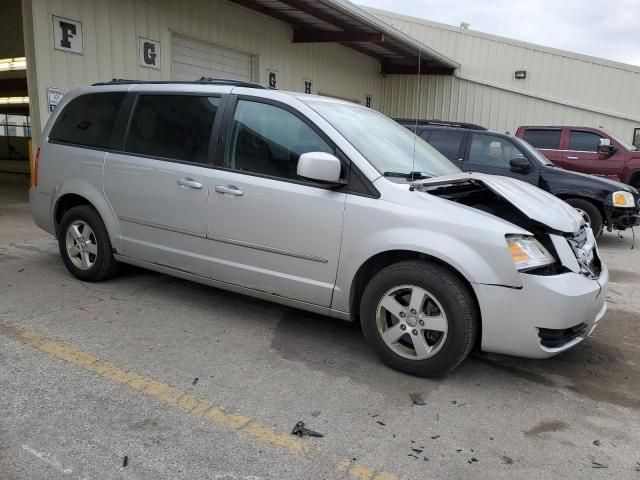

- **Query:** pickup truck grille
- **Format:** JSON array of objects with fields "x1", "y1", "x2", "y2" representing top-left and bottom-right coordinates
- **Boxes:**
[{"x1": 567, "y1": 226, "x2": 601, "y2": 278}]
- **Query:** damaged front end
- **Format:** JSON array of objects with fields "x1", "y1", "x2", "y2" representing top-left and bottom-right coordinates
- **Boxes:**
[{"x1": 412, "y1": 173, "x2": 601, "y2": 279}]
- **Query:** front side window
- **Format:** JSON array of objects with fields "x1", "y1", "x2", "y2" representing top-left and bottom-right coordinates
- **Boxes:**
[
  {"x1": 467, "y1": 133, "x2": 525, "y2": 168},
  {"x1": 125, "y1": 95, "x2": 220, "y2": 163},
  {"x1": 226, "y1": 100, "x2": 333, "y2": 180},
  {"x1": 427, "y1": 130, "x2": 465, "y2": 160},
  {"x1": 50, "y1": 92, "x2": 125, "y2": 148},
  {"x1": 568, "y1": 131, "x2": 602, "y2": 152},
  {"x1": 523, "y1": 129, "x2": 561, "y2": 150}
]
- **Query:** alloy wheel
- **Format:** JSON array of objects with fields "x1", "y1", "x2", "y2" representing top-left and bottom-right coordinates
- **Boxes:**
[
  {"x1": 376, "y1": 285, "x2": 448, "y2": 360},
  {"x1": 65, "y1": 220, "x2": 98, "y2": 270}
]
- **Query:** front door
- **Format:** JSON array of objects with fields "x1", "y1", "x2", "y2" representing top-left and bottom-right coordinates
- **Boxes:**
[
  {"x1": 463, "y1": 132, "x2": 540, "y2": 185},
  {"x1": 207, "y1": 97, "x2": 347, "y2": 307},
  {"x1": 104, "y1": 94, "x2": 222, "y2": 277},
  {"x1": 563, "y1": 129, "x2": 625, "y2": 181}
]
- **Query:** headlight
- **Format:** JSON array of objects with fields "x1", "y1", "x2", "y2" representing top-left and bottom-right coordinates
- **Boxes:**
[
  {"x1": 506, "y1": 235, "x2": 555, "y2": 272},
  {"x1": 611, "y1": 191, "x2": 635, "y2": 208}
]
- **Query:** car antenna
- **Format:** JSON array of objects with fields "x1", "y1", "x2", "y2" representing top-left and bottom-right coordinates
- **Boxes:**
[{"x1": 411, "y1": 48, "x2": 423, "y2": 182}]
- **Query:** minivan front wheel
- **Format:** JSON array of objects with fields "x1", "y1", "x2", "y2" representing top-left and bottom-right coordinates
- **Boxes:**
[
  {"x1": 360, "y1": 261, "x2": 477, "y2": 377},
  {"x1": 58, "y1": 205, "x2": 118, "y2": 282}
]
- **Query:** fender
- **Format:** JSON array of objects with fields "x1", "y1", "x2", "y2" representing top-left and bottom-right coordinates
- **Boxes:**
[
  {"x1": 332, "y1": 224, "x2": 525, "y2": 314},
  {"x1": 52, "y1": 178, "x2": 123, "y2": 253},
  {"x1": 622, "y1": 159, "x2": 640, "y2": 186}
]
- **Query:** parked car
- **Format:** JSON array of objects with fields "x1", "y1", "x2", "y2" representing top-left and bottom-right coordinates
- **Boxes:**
[
  {"x1": 516, "y1": 125, "x2": 640, "y2": 189},
  {"x1": 396, "y1": 120, "x2": 640, "y2": 236},
  {"x1": 31, "y1": 80, "x2": 608, "y2": 377}
]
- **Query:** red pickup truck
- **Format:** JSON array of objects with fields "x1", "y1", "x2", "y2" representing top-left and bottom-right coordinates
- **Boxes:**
[{"x1": 515, "y1": 126, "x2": 640, "y2": 189}]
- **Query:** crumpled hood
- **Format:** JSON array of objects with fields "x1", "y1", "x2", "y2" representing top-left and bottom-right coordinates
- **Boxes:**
[{"x1": 416, "y1": 172, "x2": 584, "y2": 234}]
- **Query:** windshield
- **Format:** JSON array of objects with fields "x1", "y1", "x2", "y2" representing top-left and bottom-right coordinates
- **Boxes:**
[
  {"x1": 513, "y1": 137, "x2": 555, "y2": 166},
  {"x1": 604, "y1": 129, "x2": 637, "y2": 151},
  {"x1": 304, "y1": 100, "x2": 460, "y2": 178}
]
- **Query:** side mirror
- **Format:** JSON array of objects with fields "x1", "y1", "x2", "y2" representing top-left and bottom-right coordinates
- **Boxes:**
[
  {"x1": 510, "y1": 157, "x2": 531, "y2": 173},
  {"x1": 297, "y1": 152, "x2": 343, "y2": 185},
  {"x1": 597, "y1": 138, "x2": 616, "y2": 156}
]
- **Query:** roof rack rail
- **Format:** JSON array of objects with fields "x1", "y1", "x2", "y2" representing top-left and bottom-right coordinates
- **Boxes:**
[
  {"x1": 394, "y1": 118, "x2": 487, "y2": 130},
  {"x1": 92, "y1": 77, "x2": 268, "y2": 89}
]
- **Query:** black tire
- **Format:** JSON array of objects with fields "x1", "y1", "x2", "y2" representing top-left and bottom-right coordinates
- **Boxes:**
[
  {"x1": 360, "y1": 261, "x2": 478, "y2": 377},
  {"x1": 57, "y1": 205, "x2": 119, "y2": 282},
  {"x1": 565, "y1": 198, "x2": 603, "y2": 237}
]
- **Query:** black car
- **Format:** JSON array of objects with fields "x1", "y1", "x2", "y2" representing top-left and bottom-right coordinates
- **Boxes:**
[{"x1": 396, "y1": 119, "x2": 640, "y2": 236}]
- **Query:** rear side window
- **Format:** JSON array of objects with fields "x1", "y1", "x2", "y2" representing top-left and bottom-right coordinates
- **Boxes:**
[
  {"x1": 568, "y1": 130, "x2": 602, "y2": 152},
  {"x1": 125, "y1": 95, "x2": 220, "y2": 163},
  {"x1": 49, "y1": 92, "x2": 125, "y2": 148},
  {"x1": 523, "y1": 129, "x2": 561, "y2": 149},
  {"x1": 427, "y1": 130, "x2": 464, "y2": 160}
]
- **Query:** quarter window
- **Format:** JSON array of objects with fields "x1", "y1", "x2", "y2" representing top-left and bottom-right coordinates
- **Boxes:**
[
  {"x1": 568, "y1": 131, "x2": 602, "y2": 152},
  {"x1": 226, "y1": 100, "x2": 333, "y2": 180},
  {"x1": 467, "y1": 133, "x2": 525, "y2": 168},
  {"x1": 427, "y1": 130, "x2": 464, "y2": 160},
  {"x1": 49, "y1": 93, "x2": 125, "y2": 148},
  {"x1": 523, "y1": 129, "x2": 561, "y2": 149},
  {"x1": 125, "y1": 95, "x2": 220, "y2": 163}
]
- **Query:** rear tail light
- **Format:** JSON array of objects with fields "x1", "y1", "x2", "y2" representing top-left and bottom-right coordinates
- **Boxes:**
[{"x1": 33, "y1": 147, "x2": 40, "y2": 187}]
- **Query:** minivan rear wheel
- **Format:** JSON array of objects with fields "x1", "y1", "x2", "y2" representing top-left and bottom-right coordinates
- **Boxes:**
[
  {"x1": 57, "y1": 205, "x2": 118, "y2": 282},
  {"x1": 360, "y1": 261, "x2": 478, "y2": 377}
]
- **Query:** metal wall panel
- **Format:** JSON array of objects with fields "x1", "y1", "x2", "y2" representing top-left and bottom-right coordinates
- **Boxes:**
[
  {"x1": 25, "y1": 0, "x2": 384, "y2": 138},
  {"x1": 372, "y1": 8, "x2": 640, "y2": 142}
]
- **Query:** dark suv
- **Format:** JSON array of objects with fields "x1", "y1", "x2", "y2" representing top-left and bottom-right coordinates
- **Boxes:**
[{"x1": 396, "y1": 120, "x2": 640, "y2": 235}]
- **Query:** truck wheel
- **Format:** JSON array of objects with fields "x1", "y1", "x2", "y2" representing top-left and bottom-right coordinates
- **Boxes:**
[
  {"x1": 57, "y1": 205, "x2": 119, "y2": 282},
  {"x1": 360, "y1": 261, "x2": 478, "y2": 377},
  {"x1": 565, "y1": 198, "x2": 603, "y2": 237}
]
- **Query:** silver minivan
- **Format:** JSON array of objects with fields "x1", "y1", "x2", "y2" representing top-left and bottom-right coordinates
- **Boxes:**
[{"x1": 30, "y1": 80, "x2": 608, "y2": 376}]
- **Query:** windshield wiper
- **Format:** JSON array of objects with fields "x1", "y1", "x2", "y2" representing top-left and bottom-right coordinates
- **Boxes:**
[{"x1": 383, "y1": 171, "x2": 432, "y2": 180}]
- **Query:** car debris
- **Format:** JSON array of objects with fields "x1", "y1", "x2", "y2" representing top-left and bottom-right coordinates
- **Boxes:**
[
  {"x1": 291, "y1": 421, "x2": 323, "y2": 438},
  {"x1": 376, "y1": 421, "x2": 386, "y2": 426},
  {"x1": 122, "y1": 456, "x2": 128, "y2": 467},
  {"x1": 431, "y1": 435, "x2": 440, "y2": 440},
  {"x1": 501, "y1": 456, "x2": 514, "y2": 465},
  {"x1": 593, "y1": 440, "x2": 601, "y2": 446},
  {"x1": 591, "y1": 461, "x2": 607, "y2": 469},
  {"x1": 192, "y1": 377, "x2": 199, "y2": 385},
  {"x1": 409, "y1": 393, "x2": 426, "y2": 406}
]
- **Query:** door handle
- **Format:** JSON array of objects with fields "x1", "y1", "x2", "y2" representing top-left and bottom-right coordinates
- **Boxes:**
[
  {"x1": 215, "y1": 185, "x2": 244, "y2": 196},
  {"x1": 177, "y1": 178, "x2": 204, "y2": 189},
  {"x1": 566, "y1": 156, "x2": 579, "y2": 160}
]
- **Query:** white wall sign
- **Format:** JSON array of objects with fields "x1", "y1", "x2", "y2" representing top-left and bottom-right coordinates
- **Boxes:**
[
  {"x1": 139, "y1": 37, "x2": 161, "y2": 70},
  {"x1": 52, "y1": 16, "x2": 83, "y2": 54},
  {"x1": 47, "y1": 87, "x2": 64, "y2": 113},
  {"x1": 266, "y1": 69, "x2": 278, "y2": 89}
]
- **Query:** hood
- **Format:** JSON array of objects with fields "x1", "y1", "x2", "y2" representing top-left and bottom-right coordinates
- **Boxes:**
[
  {"x1": 546, "y1": 166, "x2": 638, "y2": 194},
  {"x1": 415, "y1": 172, "x2": 583, "y2": 234}
]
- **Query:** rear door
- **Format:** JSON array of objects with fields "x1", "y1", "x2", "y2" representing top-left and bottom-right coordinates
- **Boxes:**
[
  {"x1": 104, "y1": 93, "x2": 224, "y2": 277},
  {"x1": 421, "y1": 129, "x2": 466, "y2": 168},
  {"x1": 521, "y1": 128, "x2": 563, "y2": 166},
  {"x1": 462, "y1": 132, "x2": 539, "y2": 185},
  {"x1": 564, "y1": 129, "x2": 624, "y2": 180}
]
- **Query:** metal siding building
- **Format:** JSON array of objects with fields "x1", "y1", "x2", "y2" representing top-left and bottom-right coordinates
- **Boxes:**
[
  {"x1": 13, "y1": 0, "x2": 640, "y2": 147},
  {"x1": 369, "y1": 7, "x2": 640, "y2": 141}
]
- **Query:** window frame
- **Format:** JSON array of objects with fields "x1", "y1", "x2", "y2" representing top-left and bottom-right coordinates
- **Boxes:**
[
  {"x1": 567, "y1": 129, "x2": 605, "y2": 153},
  {"x1": 215, "y1": 94, "x2": 346, "y2": 188},
  {"x1": 119, "y1": 91, "x2": 227, "y2": 166},
  {"x1": 47, "y1": 91, "x2": 129, "y2": 152},
  {"x1": 522, "y1": 128, "x2": 562, "y2": 150}
]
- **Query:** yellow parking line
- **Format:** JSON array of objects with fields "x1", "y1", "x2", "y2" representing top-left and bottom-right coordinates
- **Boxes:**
[{"x1": 0, "y1": 323, "x2": 402, "y2": 479}]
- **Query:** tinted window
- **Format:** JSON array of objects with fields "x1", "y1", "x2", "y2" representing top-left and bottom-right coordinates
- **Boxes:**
[
  {"x1": 125, "y1": 95, "x2": 220, "y2": 163},
  {"x1": 523, "y1": 129, "x2": 561, "y2": 149},
  {"x1": 427, "y1": 130, "x2": 464, "y2": 160},
  {"x1": 50, "y1": 93, "x2": 125, "y2": 148},
  {"x1": 569, "y1": 130, "x2": 602, "y2": 152},
  {"x1": 468, "y1": 133, "x2": 525, "y2": 168},
  {"x1": 226, "y1": 100, "x2": 333, "y2": 180}
]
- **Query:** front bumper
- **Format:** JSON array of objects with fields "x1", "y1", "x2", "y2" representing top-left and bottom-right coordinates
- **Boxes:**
[
  {"x1": 474, "y1": 263, "x2": 608, "y2": 358},
  {"x1": 607, "y1": 205, "x2": 640, "y2": 230}
]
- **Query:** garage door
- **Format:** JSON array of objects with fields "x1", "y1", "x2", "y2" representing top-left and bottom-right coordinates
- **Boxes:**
[{"x1": 171, "y1": 35, "x2": 253, "y2": 82}]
